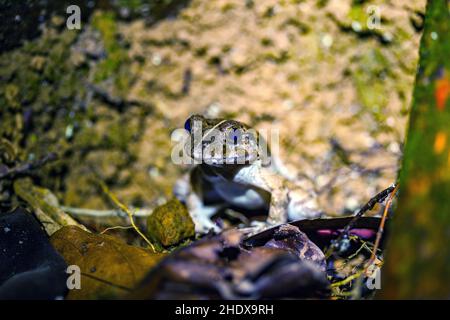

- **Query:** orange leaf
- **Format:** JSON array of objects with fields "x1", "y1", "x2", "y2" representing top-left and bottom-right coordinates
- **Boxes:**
[{"x1": 435, "y1": 76, "x2": 450, "y2": 111}]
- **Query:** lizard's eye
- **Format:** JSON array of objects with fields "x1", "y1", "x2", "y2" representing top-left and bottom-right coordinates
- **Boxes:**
[
  {"x1": 229, "y1": 129, "x2": 241, "y2": 144},
  {"x1": 184, "y1": 119, "x2": 191, "y2": 132}
]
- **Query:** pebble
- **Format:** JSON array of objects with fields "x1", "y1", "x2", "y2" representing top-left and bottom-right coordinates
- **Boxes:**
[
  {"x1": 321, "y1": 34, "x2": 333, "y2": 48},
  {"x1": 152, "y1": 54, "x2": 162, "y2": 66},
  {"x1": 351, "y1": 21, "x2": 362, "y2": 33}
]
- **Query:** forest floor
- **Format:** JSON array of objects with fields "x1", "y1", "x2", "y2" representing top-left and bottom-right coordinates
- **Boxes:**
[{"x1": 0, "y1": 0, "x2": 426, "y2": 233}]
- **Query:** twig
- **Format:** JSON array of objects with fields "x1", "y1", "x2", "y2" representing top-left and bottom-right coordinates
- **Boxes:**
[
  {"x1": 85, "y1": 82, "x2": 154, "y2": 112},
  {"x1": 14, "y1": 178, "x2": 89, "y2": 233},
  {"x1": 100, "y1": 225, "x2": 134, "y2": 234},
  {"x1": 59, "y1": 206, "x2": 153, "y2": 218},
  {"x1": 331, "y1": 270, "x2": 364, "y2": 288},
  {"x1": 0, "y1": 153, "x2": 57, "y2": 181},
  {"x1": 367, "y1": 184, "x2": 399, "y2": 266},
  {"x1": 326, "y1": 183, "x2": 397, "y2": 256},
  {"x1": 181, "y1": 68, "x2": 192, "y2": 95},
  {"x1": 342, "y1": 184, "x2": 396, "y2": 235},
  {"x1": 97, "y1": 180, "x2": 156, "y2": 252},
  {"x1": 347, "y1": 241, "x2": 374, "y2": 260}
]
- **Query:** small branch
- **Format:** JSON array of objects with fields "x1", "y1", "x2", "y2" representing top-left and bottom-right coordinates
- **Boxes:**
[
  {"x1": 181, "y1": 68, "x2": 192, "y2": 95},
  {"x1": 97, "y1": 179, "x2": 156, "y2": 252},
  {"x1": 13, "y1": 178, "x2": 89, "y2": 234},
  {"x1": 331, "y1": 270, "x2": 364, "y2": 288},
  {"x1": 342, "y1": 184, "x2": 396, "y2": 235},
  {"x1": 367, "y1": 184, "x2": 399, "y2": 266},
  {"x1": 85, "y1": 82, "x2": 154, "y2": 112},
  {"x1": 59, "y1": 206, "x2": 153, "y2": 218},
  {"x1": 100, "y1": 225, "x2": 134, "y2": 234},
  {"x1": 0, "y1": 153, "x2": 57, "y2": 181},
  {"x1": 326, "y1": 183, "x2": 397, "y2": 256}
]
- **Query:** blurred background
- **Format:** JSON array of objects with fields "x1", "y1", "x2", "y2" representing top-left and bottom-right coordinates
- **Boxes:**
[{"x1": 0, "y1": 0, "x2": 426, "y2": 231}]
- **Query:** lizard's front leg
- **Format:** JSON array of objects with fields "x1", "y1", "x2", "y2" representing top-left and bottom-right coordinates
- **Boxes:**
[
  {"x1": 234, "y1": 162, "x2": 289, "y2": 226},
  {"x1": 266, "y1": 188, "x2": 289, "y2": 225},
  {"x1": 186, "y1": 193, "x2": 223, "y2": 234},
  {"x1": 174, "y1": 171, "x2": 223, "y2": 233}
]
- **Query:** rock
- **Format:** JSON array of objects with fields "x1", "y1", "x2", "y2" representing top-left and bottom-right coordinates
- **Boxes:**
[
  {"x1": 50, "y1": 226, "x2": 165, "y2": 299},
  {"x1": 0, "y1": 207, "x2": 68, "y2": 299},
  {"x1": 146, "y1": 198, "x2": 195, "y2": 247}
]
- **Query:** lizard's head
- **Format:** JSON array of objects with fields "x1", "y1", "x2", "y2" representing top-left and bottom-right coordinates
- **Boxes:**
[{"x1": 183, "y1": 114, "x2": 264, "y2": 166}]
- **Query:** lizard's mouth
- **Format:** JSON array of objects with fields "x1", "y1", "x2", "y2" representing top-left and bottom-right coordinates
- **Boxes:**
[
  {"x1": 184, "y1": 122, "x2": 265, "y2": 166},
  {"x1": 188, "y1": 143, "x2": 260, "y2": 166}
]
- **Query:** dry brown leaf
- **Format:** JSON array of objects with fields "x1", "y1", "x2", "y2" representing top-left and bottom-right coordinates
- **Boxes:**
[{"x1": 50, "y1": 226, "x2": 166, "y2": 299}]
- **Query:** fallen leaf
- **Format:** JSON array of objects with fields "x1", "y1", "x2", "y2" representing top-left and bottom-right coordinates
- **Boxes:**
[{"x1": 51, "y1": 226, "x2": 165, "y2": 299}]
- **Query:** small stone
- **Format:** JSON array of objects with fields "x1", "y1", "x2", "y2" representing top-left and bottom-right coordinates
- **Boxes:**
[
  {"x1": 388, "y1": 142, "x2": 400, "y2": 154},
  {"x1": 381, "y1": 32, "x2": 393, "y2": 43},
  {"x1": 282, "y1": 99, "x2": 294, "y2": 110},
  {"x1": 386, "y1": 116, "x2": 395, "y2": 127},
  {"x1": 206, "y1": 102, "x2": 222, "y2": 118},
  {"x1": 345, "y1": 197, "x2": 359, "y2": 211},
  {"x1": 148, "y1": 166, "x2": 160, "y2": 178},
  {"x1": 119, "y1": 7, "x2": 130, "y2": 19},
  {"x1": 321, "y1": 34, "x2": 333, "y2": 48},
  {"x1": 351, "y1": 21, "x2": 362, "y2": 33},
  {"x1": 152, "y1": 54, "x2": 162, "y2": 66},
  {"x1": 147, "y1": 198, "x2": 195, "y2": 247}
]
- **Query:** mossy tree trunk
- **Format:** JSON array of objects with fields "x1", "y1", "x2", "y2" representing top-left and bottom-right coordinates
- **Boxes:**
[{"x1": 381, "y1": 0, "x2": 450, "y2": 299}]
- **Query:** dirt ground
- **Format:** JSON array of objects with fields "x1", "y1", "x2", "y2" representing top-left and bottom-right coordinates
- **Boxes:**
[{"x1": 0, "y1": 0, "x2": 427, "y2": 229}]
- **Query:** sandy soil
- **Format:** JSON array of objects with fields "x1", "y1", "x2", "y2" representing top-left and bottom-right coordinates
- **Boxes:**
[
  {"x1": 1, "y1": 0, "x2": 426, "y2": 224},
  {"x1": 95, "y1": 0, "x2": 425, "y2": 216}
]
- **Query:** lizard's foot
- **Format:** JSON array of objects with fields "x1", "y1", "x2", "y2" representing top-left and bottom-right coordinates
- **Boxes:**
[
  {"x1": 194, "y1": 216, "x2": 222, "y2": 234},
  {"x1": 190, "y1": 206, "x2": 222, "y2": 234},
  {"x1": 186, "y1": 193, "x2": 223, "y2": 234},
  {"x1": 287, "y1": 190, "x2": 323, "y2": 220},
  {"x1": 248, "y1": 220, "x2": 271, "y2": 234}
]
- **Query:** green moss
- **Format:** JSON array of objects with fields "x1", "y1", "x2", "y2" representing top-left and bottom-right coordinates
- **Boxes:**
[
  {"x1": 353, "y1": 48, "x2": 390, "y2": 122},
  {"x1": 92, "y1": 11, "x2": 131, "y2": 93},
  {"x1": 146, "y1": 198, "x2": 195, "y2": 247},
  {"x1": 264, "y1": 50, "x2": 290, "y2": 64},
  {"x1": 0, "y1": 25, "x2": 87, "y2": 159},
  {"x1": 348, "y1": 5, "x2": 366, "y2": 28}
]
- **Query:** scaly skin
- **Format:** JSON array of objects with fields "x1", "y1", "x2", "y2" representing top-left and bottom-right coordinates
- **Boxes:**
[{"x1": 174, "y1": 115, "x2": 322, "y2": 234}]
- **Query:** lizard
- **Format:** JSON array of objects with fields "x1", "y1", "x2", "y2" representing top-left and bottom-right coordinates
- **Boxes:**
[{"x1": 173, "y1": 114, "x2": 323, "y2": 234}]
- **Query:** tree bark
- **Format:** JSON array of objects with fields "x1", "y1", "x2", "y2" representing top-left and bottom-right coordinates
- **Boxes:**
[{"x1": 380, "y1": 0, "x2": 450, "y2": 299}]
